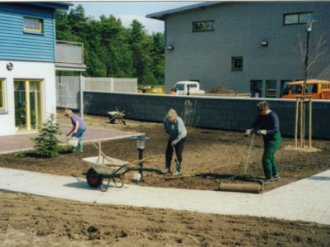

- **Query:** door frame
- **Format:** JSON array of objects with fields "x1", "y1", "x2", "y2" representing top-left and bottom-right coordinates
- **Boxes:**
[{"x1": 14, "y1": 79, "x2": 43, "y2": 132}]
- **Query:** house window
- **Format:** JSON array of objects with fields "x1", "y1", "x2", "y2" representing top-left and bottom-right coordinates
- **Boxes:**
[
  {"x1": 250, "y1": 80, "x2": 263, "y2": 97},
  {"x1": 0, "y1": 80, "x2": 4, "y2": 110},
  {"x1": 231, "y1": 57, "x2": 243, "y2": 71},
  {"x1": 192, "y1": 20, "x2": 215, "y2": 32},
  {"x1": 283, "y1": 12, "x2": 312, "y2": 25},
  {"x1": 266, "y1": 80, "x2": 277, "y2": 98},
  {"x1": 23, "y1": 17, "x2": 43, "y2": 33}
]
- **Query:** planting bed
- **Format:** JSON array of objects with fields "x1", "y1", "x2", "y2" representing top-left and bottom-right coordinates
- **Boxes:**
[
  {"x1": 0, "y1": 113, "x2": 329, "y2": 192},
  {"x1": 0, "y1": 113, "x2": 329, "y2": 246}
]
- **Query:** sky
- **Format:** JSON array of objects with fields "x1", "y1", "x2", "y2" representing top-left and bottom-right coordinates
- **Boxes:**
[{"x1": 76, "y1": 1, "x2": 201, "y2": 34}]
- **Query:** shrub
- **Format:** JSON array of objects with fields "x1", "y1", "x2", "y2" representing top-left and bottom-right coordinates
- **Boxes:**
[
  {"x1": 32, "y1": 114, "x2": 61, "y2": 158},
  {"x1": 14, "y1": 152, "x2": 27, "y2": 158}
]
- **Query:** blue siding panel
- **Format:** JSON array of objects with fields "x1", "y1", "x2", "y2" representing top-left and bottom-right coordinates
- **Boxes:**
[{"x1": 0, "y1": 3, "x2": 56, "y2": 62}]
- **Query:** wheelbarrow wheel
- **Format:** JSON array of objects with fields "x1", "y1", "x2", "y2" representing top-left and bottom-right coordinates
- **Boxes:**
[
  {"x1": 112, "y1": 176, "x2": 124, "y2": 188},
  {"x1": 86, "y1": 168, "x2": 103, "y2": 188}
]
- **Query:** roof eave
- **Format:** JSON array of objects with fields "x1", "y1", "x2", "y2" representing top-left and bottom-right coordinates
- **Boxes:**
[
  {"x1": 29, "y1": 2, "x2": 72, "y2": 10},
  {"x1": 146, "y1": 2, "x2": 221, "y2": 21}
]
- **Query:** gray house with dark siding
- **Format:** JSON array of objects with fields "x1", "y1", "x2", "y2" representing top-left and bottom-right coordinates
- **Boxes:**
[{"x1": 147, "y1": 1, "x2": 330, "y2": 97}]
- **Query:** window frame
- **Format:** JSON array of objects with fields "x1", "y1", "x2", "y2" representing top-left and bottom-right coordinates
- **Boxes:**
[
  {"x1": 266, "y1": 80, "x2": 277, "y2": 98},
  {"x1": 192, "y1": 20, "x2": 215, "y2": 32},
  {"x1": 0, "y1": 79, "x2": 5, "y2": 111},
  {"x1": 23, "y1": 17, "x2": 44, "y2": 34},
  {"x1": 283, "y1": 12, "x2": 313, "y2": 25},
  {"x1": 231, "y1": 56, "x2": 243, "y2": 72}
]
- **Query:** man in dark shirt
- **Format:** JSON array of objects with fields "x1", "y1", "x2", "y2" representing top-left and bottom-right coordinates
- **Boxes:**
[{"x1": 245, "y1": 101, "x2": 282, "y2": 183}]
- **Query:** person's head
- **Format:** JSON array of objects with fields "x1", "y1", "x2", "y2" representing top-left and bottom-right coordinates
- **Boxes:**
[
  {"x1": 256, "y1": 101, "x2": 270, "y2": 115},
  {"x1": 167, "y1": 109, "x2": 178, "y2": 123},
  {"x1": 64, "y1": 109, "x2": 73, "y2": 118}
]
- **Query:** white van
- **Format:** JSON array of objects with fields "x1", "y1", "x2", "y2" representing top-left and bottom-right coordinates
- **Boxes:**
[{"x1": 173, "y1": 81, "x2": 205, "y2": 95}]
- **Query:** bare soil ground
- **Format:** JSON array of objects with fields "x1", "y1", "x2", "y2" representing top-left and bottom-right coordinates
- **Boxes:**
[
  {"x1": 0, "y1": 112, "x2": 329, "y2": 192},
  {"x1": 0, "y1": 112, "x2": 329, "y2": 246},
  {"x1": 0, "y1": 191, "x2": 329, "y2": 247}
]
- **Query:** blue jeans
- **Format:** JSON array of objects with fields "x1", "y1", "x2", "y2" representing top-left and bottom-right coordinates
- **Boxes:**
[{"x1": 72, "y1": 128, "x2": 86, "y2": 152}]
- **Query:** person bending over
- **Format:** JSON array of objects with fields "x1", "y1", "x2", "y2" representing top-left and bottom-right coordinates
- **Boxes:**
[
  {"x1": 64, "y1": 109, "x2": 86, "y2": 152},
  {"x1": 245, "y1": 101, "x2": 281, "y2": 184},
  {"x1": 163, "y1": 109, "x2": 187, "y2": 176}
]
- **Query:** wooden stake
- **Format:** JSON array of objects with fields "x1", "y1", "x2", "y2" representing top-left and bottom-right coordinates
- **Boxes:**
[
  {"x1": 295, "y1": 98, "x2": 299, "y2": 148},
  {"x1": 97, "y1": 140, "x2": 102, "y2": 163},
  {"x1": 300, "y1": 98, "x2": 304, "y2": 148},
  {"x1": 309, "y1": 99, "x2": 312, "y2": 148}
]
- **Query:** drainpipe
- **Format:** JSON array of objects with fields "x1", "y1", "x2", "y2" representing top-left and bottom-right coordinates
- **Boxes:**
[{"x1": 79, "y1": 72, "x2": 84, "y2": 120}]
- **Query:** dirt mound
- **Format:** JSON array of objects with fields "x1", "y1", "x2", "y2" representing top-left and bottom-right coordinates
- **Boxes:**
[{"x1": 207, "y1": 86, "x2": 236, "y2": 94}]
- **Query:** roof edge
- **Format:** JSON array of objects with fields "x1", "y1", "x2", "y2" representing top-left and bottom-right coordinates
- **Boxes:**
[
  {"x1": 29, "y1": 2, "x2": 72, "y2": 10},
  {"x1": 146, "y1": 2, "x2": 221, "y2": 21}
]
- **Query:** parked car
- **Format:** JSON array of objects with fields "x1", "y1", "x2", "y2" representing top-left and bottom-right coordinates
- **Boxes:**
[
  {"x1": 171, "y1": 81, "x2": 205, "y2": 95},
  {"x1": 281, "y1": 80, "x2": 330, "y2": 99}
]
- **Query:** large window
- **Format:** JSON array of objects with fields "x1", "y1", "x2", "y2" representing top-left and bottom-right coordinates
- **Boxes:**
[
  {"x1": 192, "y1": 20, "x2": 215, "y2": 32},
  {"x1": 23, "y1": 17, "x2": 43, "y2": 33},
  {"x1": 266, "y1": 80, "x2": 277, "y2": 97},
  {"x1": 231, "y1": 57, "x2": 243, "y2": 71},
  {"x1": 283, "y1": 12, "x2": 312, "y2": 25},
  {"x1": 0, "y1": 80, "x2": 4, "y2": 110}
]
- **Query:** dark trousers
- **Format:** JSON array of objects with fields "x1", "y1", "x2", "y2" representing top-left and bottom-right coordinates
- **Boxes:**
[{"x1": 165, "y1": 137, "x2": 186, "y2": 171}]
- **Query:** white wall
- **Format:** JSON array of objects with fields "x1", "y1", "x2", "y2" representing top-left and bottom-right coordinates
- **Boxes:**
[
  {"x1": 84, "y1": 77, "x2": 138, "y2": 93},
  {"x1": 0, "y1": 60, "x2": 56, "y2": 136}
]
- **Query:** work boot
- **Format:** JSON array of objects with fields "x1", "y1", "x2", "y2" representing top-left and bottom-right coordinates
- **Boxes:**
[
  {"x1": 174, "y1": 162, "x2": 182, "y2": 176},
  {"x1": 173, "y1": 170, "x2": 181, "y2": 176},
  {"x1": 263, "y1": 179, "x2": 272, "y2": 185},
  {"x1": 164, "y1": 168, "x2": 171, "y2": 174}
]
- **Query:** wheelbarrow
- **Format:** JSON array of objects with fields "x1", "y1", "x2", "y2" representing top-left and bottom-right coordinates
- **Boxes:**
[
  {"x1": 83, "y1": 140, "x2": 152, "y2": 191},
  {"x1": 83, "y1": 156, "x2": 129, "y2": 192},
  {"x1": 108, "y1": 111, "x2": 126, "y2": 125}
]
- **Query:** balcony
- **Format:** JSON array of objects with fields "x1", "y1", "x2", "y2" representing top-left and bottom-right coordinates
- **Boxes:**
[{"x1": 55, "y1": 40, "x2": 87, "y2": 72}]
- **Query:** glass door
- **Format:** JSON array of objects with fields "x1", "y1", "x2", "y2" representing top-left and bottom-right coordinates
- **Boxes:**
[
  {"x1": 29, "y1": 81, "x2": 42, "y2": 130},
  {"x1": 14, "y1": 80, "x2": 42, "y2": 131}
]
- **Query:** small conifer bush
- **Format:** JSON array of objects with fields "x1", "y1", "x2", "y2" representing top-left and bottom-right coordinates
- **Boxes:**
[{"x1": 33, "y1": 114, "x2": 61, "y2": 158}]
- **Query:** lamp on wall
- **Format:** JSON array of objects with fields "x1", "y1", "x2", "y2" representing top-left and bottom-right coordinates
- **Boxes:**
[
  {"x1": 6, "y1": 62, "x2": 13, "y2": 71},
  {"x1": 167, "y1": 45, "x2": 175, "y2": 51},
  {"x1": 260, "y1": 40, "x2": 268, "y2": 47}
]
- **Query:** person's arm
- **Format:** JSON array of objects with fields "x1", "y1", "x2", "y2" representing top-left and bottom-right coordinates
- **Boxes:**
[
  {"x1": 67, "y1": 119, "x2": 79, "y2": 137},
  {"x1": 265, "y1": 113, "x2": 279, "y2": 135},
  {"x1": 245, "y1": 115, "x2": 260, "y2": 135},
  {"x1": 172, "y1": 118, "x2": 187, "y2": 145},
  {"x1": 251, "y1": 115, "x2": 261, "y2": 132}
]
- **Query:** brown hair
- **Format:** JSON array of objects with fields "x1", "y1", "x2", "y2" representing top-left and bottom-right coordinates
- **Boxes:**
[{"x1": 256, "y1": 101, "x2": 269, "y2": 112}]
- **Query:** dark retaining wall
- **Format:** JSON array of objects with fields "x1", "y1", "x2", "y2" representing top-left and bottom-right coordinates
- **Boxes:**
[{"x1": 84, "y1": 92, "x2": 330, "y2": 139}]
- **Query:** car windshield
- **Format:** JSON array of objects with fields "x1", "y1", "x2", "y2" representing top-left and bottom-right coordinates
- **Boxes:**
[
  {"x1": 305, "y1": 84, "x2": 318, "y2": 93},
  {"x1": 175, "y1": 84, "x2": 185, "y2": 90},
  {"x1": 290, "y1": 84, "x2": 318, "y2": 94},
  {"x1": 291, "y1": 85, "x2": 302, "y2": 94},
  {"x1": 282, "y1": 84, "x2": 289, "y2": 95}
]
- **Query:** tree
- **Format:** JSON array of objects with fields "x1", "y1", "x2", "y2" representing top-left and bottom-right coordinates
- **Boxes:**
[
  {"x1": 33, "y1": 114, "x2": 61, "y2": 158},
  {"x1": 55, "y1": 5, "x2": 165, "y2": 84}
]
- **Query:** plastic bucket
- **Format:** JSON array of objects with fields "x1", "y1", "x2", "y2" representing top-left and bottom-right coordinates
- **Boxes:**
[{"x1": 67, "y1": 137, "x2": 79, "y2": 147}]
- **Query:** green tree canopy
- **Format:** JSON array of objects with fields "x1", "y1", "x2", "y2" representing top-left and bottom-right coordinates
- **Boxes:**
[{"x1": 55, "y1": 5, "x2": 164, "y2": 85}]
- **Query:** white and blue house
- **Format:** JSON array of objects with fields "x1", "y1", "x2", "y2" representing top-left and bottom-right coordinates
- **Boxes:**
[{"x1": 0, "y1": 2, "x2": 85, "y2": 136}]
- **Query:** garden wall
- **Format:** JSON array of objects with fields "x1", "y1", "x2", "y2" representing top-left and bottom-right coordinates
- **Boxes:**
[{"x1": 84, "y1": 92, "x2": 330, "y2": 139}]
